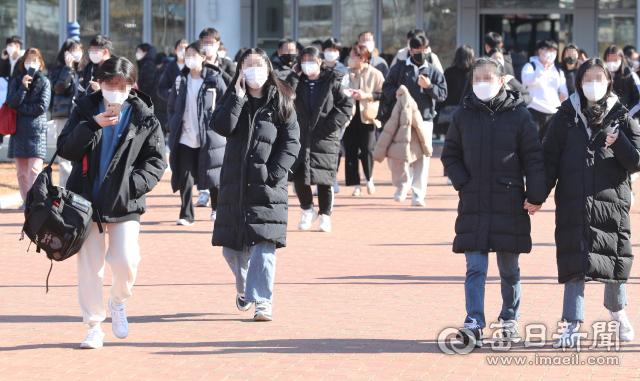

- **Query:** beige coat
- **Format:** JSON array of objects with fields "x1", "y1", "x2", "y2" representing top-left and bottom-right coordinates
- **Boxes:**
[
  {"x1": 348, "y1": 64, "x2": 385, "y2": 127},
  {"x1": 373, "y1": 85, "x2": 433, "y2": 163}
]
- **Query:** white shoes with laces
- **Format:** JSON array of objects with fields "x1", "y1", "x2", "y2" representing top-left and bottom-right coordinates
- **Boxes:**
[
  {"x1": 318, "y1": 215, "x2": 331, "y2": 232},
  {"x1": 298, "y1": 208, "x2": 319, "y2": 230},
  {"x1": 210, "y1": 211, "x2": 217, "y2": 221},
  {"x1": 80, "y1": 326, "x2": 105, "y2": 349},
  {"x1": 176, "y1": 219, "x2": 194, "y2": 226},
  {"x1": 108, "y1": 297, "x2": 129, "y2": 339}
]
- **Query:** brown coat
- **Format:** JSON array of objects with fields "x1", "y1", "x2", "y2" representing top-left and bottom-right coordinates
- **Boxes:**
[
  {"x1": 373, "y1": 85, "x2": 432, "y2": 163},
  {"x1": 348, "y1": 64, "x2": 385, "y2": 127}
]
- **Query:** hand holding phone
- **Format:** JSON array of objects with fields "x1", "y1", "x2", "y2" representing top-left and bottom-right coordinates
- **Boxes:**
[
  {"x1": 605, "y1": 123, "x2": 620, "y2": 149},
  {"x1": 106, "y1": 102, "x2": 123, "y2": 116}
]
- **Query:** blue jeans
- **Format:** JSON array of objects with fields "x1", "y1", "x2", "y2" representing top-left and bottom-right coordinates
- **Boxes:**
[
  {"x1": 464, "y1": 251, "x2": 521, "y2": 328},
  {"x1": 222, "y1": 241, "x2": 277, "y2": 303},
  {"x1": 562, "y1": 278, "x2": 627, "y2": 323}
]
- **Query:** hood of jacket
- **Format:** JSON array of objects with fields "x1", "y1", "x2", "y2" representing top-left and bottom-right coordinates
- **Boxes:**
[
  {"x1": 462, "y1": 88, "x2": 524, "y2": 114},
  {"x1": 569, "y1": 91, "x2": 620, "y2": 129},
  {"x1": 138, "y1": 46, "x2": 157, "y2": 66}
]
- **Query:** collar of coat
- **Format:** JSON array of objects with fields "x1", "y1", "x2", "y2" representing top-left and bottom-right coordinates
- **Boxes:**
[
  {"x1": 463, "y1": 88, "x2": 524, "y2": 114},
  {"x1": 241, "y1": 85, "x2": 278, "y2": 110},
  {"x1": 74, "y1": 89, "x2": 155, "y2": 128}
]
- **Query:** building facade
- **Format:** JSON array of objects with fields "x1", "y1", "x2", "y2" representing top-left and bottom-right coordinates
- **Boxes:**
[{"x1": 0, "y1": 0, "x2": 637, "y2": 70}]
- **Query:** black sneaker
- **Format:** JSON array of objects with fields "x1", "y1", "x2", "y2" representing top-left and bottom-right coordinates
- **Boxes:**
[
  {"x1": 236, "y1": 293, "x2": 253, "y2": 311},
  {"x1": 457, "y1": 318, "x2": 484, "y2": 348},
  {"x1": 499, "y1": 318, "x2": 521, "y2": 343}
]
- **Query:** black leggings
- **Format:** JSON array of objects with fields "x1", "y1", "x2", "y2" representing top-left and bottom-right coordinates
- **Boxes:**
[
  {"x1": 292, "y1": 167, "x2": 333, "y2": 216},
  {"x1": 176, "y1": 144, "x2": 218, "y2": 222},
  {"x1": 343, "y1": 119, "x2": 376, "y2": 186}
]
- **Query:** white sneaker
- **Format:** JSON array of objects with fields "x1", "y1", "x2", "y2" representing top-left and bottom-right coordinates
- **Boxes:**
[
  {"x1": 318, "y1": 214, "x2": 331, "y2": 232},
  {"x1": 352, "y1": 186, "x2": 362, "y2": 197},
  {"x1": 394, "y1": 187, "x2": 408, "y2": 202},
  {"x1": 366, "y1": 180, "x2": 375, "y2": 195},
  {"x1": 554, "y1": 323, "x2": 580, "y2": 348},
  {"x1": 195, "y1": 192, "x2": 210, "y2": 207},
  {"x1": 108, "y1": 297, "x2": 129, "y2": 339},
  {"x1": 446, "y1": 178, "x2": 453, "y2": 186},
  {"x1": 254, "y1": 301, "x2": 273, "y2": 321},
  {"x1": 298, "y1": 209, "x2": 319, "y2": 230},
  {"x1": 176, "y1": 219, "x2": 194, "y2": 226},
  {"x1": 411, "y1": 195, "x2": 426, "y2": 207},
  {"x1": 210, "y1": 211, "x2": 217, "y2": 221},
  {"x1": 81, "y1": 326, "x2": 105, "y2": 349},
  {"x1": 333, "y1": 179, "x2": 340, "y2": 194},
  {"x1": 611, "y1": 309, "x2": 634, "y2": 341}
]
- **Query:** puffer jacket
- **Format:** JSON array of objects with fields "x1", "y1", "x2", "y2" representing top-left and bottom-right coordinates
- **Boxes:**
[
  {"x1": 543, "y1": 93, "x2": 640, "y2": 283},
  {"x1": 167, "y1": 65, "x2": 227, "y2": 192},
  {"x1": 290, "y1": 69, "x2": 353, "y2": 186},
  {"x1": 373, "y1": 85, "x2": 431, "y2": 163},
  {"x1": 57, "y1": 90, "x2": 167, "y2": 223},
  {"x1": 612, "y1": 67, "x2": 640, "y2": 111},
  {"x1": 49, "y1": 64, "x2": 79, "y2": 118},
  {"x1": 441, "y1": 89, "x2": 547, "y2": 254},
  {"x1": 7, "y1": 71, "x2": 51, "y2": 159},
  {"x1": 210, "y1": 85, "x2": 301, "y2": 251},
  {"x1": 271, "y1": 55, "x2": 299, "y2": 89},
  {"x1": 136, "y1": 46, "x2": 158, "y2": 102}
]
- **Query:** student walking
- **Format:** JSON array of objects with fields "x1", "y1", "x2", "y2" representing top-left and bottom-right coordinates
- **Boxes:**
[
  {"x1": 57, "y1": 56, "x2": 167, "y2": 349},
  {"x1": 167, "y1": 41, "x2": 227, "y2": 225},
  {"x1": 210, "y1": 48, "x2": 300, "y2": 321}
]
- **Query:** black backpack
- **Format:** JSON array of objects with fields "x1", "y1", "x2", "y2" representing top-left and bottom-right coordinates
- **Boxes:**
[{"x1": 21, "y1": 150, "x2": 101, "y2": 292}]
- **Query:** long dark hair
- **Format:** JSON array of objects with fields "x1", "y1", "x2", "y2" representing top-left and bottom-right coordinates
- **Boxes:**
[
  {"x1": 560, "y1": 43, "x2": 579, "y2": 71},
  {"x1": 221, "y1": 48, "x2": 295, "y2": 125},
  {"x1": 452, "y1": 45, "x2": 475, "y2": 71},
  {"x1": 603, "y1": 45, "x2": 630, "y2": 77},
  {"x1": 53, "y1": 39, "x2": 87, "y2": 71},
  {"x1": 575, "y1": 58, "x2": 614, "y2": 127}
]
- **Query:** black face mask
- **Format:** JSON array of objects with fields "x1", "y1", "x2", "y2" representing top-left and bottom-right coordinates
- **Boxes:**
[
  {"x1": 565, "y1": 56, "x2": 578, "y2": 65},
  {"x1": 411, "y1": 52, "x2": 427, "y2": 65},
  {"x1": 280, "y1": 54, "x2": 296, "y2": 66}
]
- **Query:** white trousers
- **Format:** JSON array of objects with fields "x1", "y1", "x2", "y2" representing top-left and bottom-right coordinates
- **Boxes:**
[
  {"x1": 77, "y1": 221, "x2": 141, "y2": 325},
  {"x1": 54, "y1": 119, "x2": 73, "y2": 188},
  {"x1": 388, "y1": 155, "x2": 430, "y2": 201}
]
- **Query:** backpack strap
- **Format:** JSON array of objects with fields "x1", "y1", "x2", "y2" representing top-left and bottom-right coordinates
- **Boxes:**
[{"x1": 82, "y1": 154, "x2": 104, "y2": 234}]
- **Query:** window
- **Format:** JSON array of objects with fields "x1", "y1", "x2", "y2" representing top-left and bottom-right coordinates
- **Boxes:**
[
  {"x1": 0, "y1": 0, "x2": 18, "y2": 44},
  {"x1": 340, "y1": 0, "x2": 374, "y2": 49},
  {"x1": 381, "y1": 0, "x2": 416, "y2": 57},
  {"x1": 599, "y1": 0, "x2": 636, "y2": 9},
  {"x1": 110, "y1": 0, "x2": 144, "y2": 64},
  {"x1": 257, "y1": 0, "x2": 292, "y2": 55},
  {"x1": 598, "y1": 14, "x2": 635, "y2": 56},
  {"x1": 26, "y1": 0, "x2": 59, "y2": 70},
  {"x1": 424, "y1": 0, "x2": 457, "y2": 68},
  {"x1": 152, "y1": 0, "x2": 186, "y2": 57},
  {"x1": 77, "y1": 0, "x2": 101, "y2": 58},
  {"x1": 480, "y1": 0, "x2": 573, "y2": 8},
  {"x1": 298, "y1": 0, "x2": 332, "y2": 48}
]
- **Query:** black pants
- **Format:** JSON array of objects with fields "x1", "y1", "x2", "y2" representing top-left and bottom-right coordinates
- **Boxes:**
[
  {"x1": 529, "y1": 108, "x2": 556, "y2": 141},
  {"x1": 292, "y1": 166, "x2": 333, "y2": 216},
  {"x1": 176, "y1": 144, "x2": 217, "y2": 222},
  {"x1": 343, "y1": 120, "x2": 376, "y2": 186}
]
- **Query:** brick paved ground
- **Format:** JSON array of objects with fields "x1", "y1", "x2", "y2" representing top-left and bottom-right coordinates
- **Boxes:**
[{"x1": 1, "y1": 144, "x2": 640, "y2": 380}]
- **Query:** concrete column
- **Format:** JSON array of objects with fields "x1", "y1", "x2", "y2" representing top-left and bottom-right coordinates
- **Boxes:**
[
  {"x1": 574, "y1": 0, "x2": 597, "y2": 56},
  {"x1": 458, "y1": 0, "x2": 478, "y2": 52}
]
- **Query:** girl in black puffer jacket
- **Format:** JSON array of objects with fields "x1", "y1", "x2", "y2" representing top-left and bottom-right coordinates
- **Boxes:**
[
  {"x1": 49, "y1": 39, "x2": 87, "y2": 188},
  {"x1": 7, "y1": 47, "x2": 51, "y2": 209},
  {"x1": 543, "y1": 58, "x2": 640, "y2": 348},
  {"x1": 291, "y1": 46, "x2": 353, "y2": 233},
  {"x1": 167, "y1": 41, "x2": 227, "y2": 225},
  {"x1": 604, "y1": 45, "x2": 640, "y2": 116},
  {"x1": 211, "y1": 48, "x2": 300, "y2": 322},
  {"x1": 57, "y1": 57, "x2": 167, "y2": 349}
]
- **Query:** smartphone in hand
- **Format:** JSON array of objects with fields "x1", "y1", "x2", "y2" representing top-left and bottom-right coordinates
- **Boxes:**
[
  {"x1": 27, "y1": 67, "x2": 36, "y2": 77},
  {"x1": 106, "y1": 103, "x2": 123, "y2": 116}
]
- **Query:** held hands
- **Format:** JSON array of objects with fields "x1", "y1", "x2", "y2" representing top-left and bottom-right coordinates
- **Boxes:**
[
  {"x1": 89, "y1": 81, "x2": 101, "y2": 91},
  {"x1": 94, "y1": 111, "x2": 118, "y2": 128},
  {"x1": 235, "y1": 71, "x2": 246, "y2": 98},
  {"x1": 22, "y1": 75, "x2": 32, "y2": 87},
  {"x1": 418, "y1": 74, "x2": 431, "y2": 89},
  {"x1": 523, "y1": 199, "x2": 542, "y2": 216}
]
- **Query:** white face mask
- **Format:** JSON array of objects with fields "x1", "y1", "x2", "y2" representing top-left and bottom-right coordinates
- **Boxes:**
[
  {"x1": 219, "y1": 51, "x2": 226, "y2": 58},
  {"x1": 324, "y1": 51, "x2": 340, "y2": 63},
  {"x1": 135, "y1": 52, "x2": 145, "y2": 61},
  {"x1": 102, "y1": 88, "x2": 129, "y2": 105},
  {"x1": 185, "y1": 57, "x2": 201, "y2": 70},
  {"x1": 582, "y1": 81, "x2": 609, "y2": 102},
  {"x1": 301, "y1": 62, "x2": 319, "y2": 76},
  {"x1": 176, "y1": 50, "x2": 185, "y2": 60},
  {"x1": 204, "y1": 44, "x2": 218, "y2": 57},
  {"x1": 473, "y1": 81, "x2": 502, "y2": 101},
  {"x1": 542, "y1": 51, "x2": 556, "y2": 64},
  {"x1": 606, "y1": 60, "x2": 621, "y2": 73},
  {"x1": 362, "y1": 41, "x2": 374, "y2": 53},
  {"x1": 89, "y1": 51, "x2": 103, "y2": 64},
  {"x1": 24, "y1": 61, "x2": 40, "y2": 71},
  {"x1": 633, "y1": 60, "x2": 640, "y2": 71},
  {"x1": 6, "y1": 45, "x2": 16, "y2": 55},
  {"x1": 243, "y1": 67, "x2": 269, "y2": 89},
  {"x1": 71, "y1": 51, "x2": 83, "y2": 62}
]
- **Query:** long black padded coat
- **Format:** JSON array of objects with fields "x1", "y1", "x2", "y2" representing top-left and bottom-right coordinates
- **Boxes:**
[
  {"x1": 441, "y1": 89, "x2": 547, "y2": 254},
  {"x1": 210, "y1": 85, "x2": 301, "y2": 251},
  {"x1": 289, "y1": 69, "x2": 353, "y2": 186},
  {"x1": 167, "y1": 65, "x2": 227, "y2": 192},
  {"x1": 543, "y1": 95, "x2": 640, "y2": 283}
]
